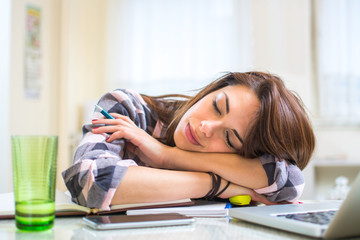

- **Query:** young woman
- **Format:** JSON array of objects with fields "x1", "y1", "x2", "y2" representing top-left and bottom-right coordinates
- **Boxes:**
[{"x1": 62, "y1": 72, "x2": 315, "y2": 210}]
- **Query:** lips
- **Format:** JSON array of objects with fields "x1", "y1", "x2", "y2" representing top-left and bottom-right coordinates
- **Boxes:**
[{"x1": 185, "y1": 123, "x2": 201, "y2": 146}]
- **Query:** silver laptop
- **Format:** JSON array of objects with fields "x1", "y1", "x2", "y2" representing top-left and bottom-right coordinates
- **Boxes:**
[{"x1": 229, "y1": 173, "x2": 360, "y2": 239}]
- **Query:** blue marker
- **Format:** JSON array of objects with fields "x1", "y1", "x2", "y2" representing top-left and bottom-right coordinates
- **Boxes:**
[{"x1": 95, "y1": 104, "x2": 115, "y2": 119}]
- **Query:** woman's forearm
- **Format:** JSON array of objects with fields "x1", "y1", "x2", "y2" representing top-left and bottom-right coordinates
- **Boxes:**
[
  {"x1": 111, "y1": 166, "x2": 213, "y2": 205},
  {"x1": 111, "y1": 166, "x2": 275, "y2": 206},
  {"x1": 163, "y1": 147, "x2": 268, "y2": 190}
]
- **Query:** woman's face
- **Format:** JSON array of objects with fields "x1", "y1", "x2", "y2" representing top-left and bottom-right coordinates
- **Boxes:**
[{"x1": 174, "y1": 85, "x2": 260, "y2": 153}]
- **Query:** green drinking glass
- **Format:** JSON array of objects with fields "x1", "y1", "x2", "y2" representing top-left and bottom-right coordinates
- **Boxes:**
[{"x1": 11, "y1": 135, "x2": 58, "y2": 231}]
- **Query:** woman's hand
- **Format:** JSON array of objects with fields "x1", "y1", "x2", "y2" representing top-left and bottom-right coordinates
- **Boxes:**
[
  {"x1": 91, "y1": 113, "x2": 170, "y2": 168},
  {"x1": 218, "y1": 181, "x2": 278, "y2": 205}
]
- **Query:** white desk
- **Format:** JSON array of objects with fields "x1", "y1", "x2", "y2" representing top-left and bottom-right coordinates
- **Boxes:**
[{"x1": 1, "y1": 216, "x2": 349, "y2": 240}]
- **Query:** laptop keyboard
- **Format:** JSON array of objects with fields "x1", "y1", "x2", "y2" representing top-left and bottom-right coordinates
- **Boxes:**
[{"x1": 277, "y1": 210, "x2": 337, "y2": 225}]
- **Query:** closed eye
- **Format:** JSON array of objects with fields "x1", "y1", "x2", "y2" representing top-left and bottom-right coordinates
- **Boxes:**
[
  {"x1": 212, "y1": 100, "x2": 221, "y2": 115},
  {"x1": 225, "y1": 131, "x2": 235, "y2": 149}
]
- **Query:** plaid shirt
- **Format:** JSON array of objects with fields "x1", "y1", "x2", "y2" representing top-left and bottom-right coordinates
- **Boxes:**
[{"x1": 62, "y1": 89, "x2": 304, "y2": 210}]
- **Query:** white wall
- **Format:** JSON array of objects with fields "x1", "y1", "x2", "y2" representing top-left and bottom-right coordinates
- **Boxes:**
[
  {"x1": 9, "y1": 0, "x2": 61, "y2": 190},
  {"x1": 0, "y1": 0, "x2": 11, "y2": 193},
  {"x1": 10, "y1": 0, "x2": 62, "y2": 135},
  {"x1": 251, "y1": 0, "x2": 314, "y2": 113},
  {"x1": 58, "y1": 0, "x2": 108, "y2": 191}
]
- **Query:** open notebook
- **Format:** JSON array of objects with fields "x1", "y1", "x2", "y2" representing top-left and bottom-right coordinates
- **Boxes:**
[
  {"x1": 0, "y1": 190, "x2": 193, "y2": 219},
  {"x1": 229, "y1": 173, "x2": 360, "y2": 239}
]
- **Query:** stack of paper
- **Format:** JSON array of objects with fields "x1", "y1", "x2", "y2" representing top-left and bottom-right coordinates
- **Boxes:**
[{"x1": 126, "y1": 200, "x2": 229, "y2": 217}]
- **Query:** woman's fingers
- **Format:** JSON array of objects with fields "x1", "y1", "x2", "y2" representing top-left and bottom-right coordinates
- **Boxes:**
[
  {"x1": 92, "y1": 117, "x2": 134, "y2": 127},
  {"x1": 110, "y1": 113, "x2": 135, "y2": 123},
  {"x1": 93, "y1": 125, "x2": 140, "y2": 143},
  {"x1": 93, "y1": 122, "x2": 151, "y2": 148},
  {"x1": 219, "y1": 183, "x2": 279, "y2": 206},
  {"x1": 249, "y1": 191, "x2": 279, "y2": 205},
  {"x1": 108, "y1": 130, "x2": 140, "y2": 144}
]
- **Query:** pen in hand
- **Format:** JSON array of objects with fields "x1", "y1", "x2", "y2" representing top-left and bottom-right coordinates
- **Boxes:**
[{"x1": 94, "y1": 104, "x2": 115, "y2": 119}]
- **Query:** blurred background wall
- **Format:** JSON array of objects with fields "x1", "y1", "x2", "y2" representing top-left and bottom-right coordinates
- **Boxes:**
[{"x1": 1, "y1": 0, "x2": 359, "y2": 200}]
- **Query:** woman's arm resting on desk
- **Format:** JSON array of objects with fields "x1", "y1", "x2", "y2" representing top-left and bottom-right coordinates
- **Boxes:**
[
  {"x1": 111, "y1": 166, "x2": 275, "y2": 206},
  {"x1": 111, "y1": 166, "x2": 209, "y2": 205}
]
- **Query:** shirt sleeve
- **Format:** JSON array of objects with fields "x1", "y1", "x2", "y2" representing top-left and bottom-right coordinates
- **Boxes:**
[
  {"x1": 254, "y1": 154, "x2": 305, "y2": 203},
  {"x1": 61, "y1": 89, "x2": 152, "y2": 210}
]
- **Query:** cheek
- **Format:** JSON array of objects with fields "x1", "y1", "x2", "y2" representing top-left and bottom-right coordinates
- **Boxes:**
[
  {"x1": 173, "y1": 122, "x2": 197, "y2": 151},
  {"x1": 173, "y1": 109, "x2": 192, "y2": 147},
  {"x1": 205, "y1": 139, "x2": 236, "y2": 153},
  {"x1": 173, "y1": 127, "x2": 181, "y2": 146},
  {"x1": 173, "y1": 121, "x2": 186, "y2": 148}
]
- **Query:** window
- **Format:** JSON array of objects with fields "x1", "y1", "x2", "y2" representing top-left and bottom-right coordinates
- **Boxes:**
[
  {"x1": 106, "y1": 0, "x2": 253, "y2": 95},
  {"x1": 315, "y1": 0, "x2": 360, "y2": 124}
]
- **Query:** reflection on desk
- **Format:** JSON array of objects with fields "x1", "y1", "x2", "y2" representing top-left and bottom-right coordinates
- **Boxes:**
[{"x1": 1, "y1": 216, "x2": 360, "y2": 240}]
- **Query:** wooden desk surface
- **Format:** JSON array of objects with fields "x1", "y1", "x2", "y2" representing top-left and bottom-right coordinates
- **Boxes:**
[{"x1": 0, "y1": 216, "x2": 338, "y2": 240}]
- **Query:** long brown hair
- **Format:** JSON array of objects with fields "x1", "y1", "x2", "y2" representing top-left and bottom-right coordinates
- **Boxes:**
[{"x1": 142, "y1": 72, "x2": 315, "y2": 170}]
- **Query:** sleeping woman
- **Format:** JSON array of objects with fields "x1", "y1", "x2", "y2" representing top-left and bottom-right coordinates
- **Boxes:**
[{"x1": 62, "y1": 71, "x2": 315, "y2": 209}]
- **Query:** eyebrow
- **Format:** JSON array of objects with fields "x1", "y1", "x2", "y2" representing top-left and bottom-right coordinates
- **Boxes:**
[
  {"x1": 224, "y1": 92, "x2": 229, "y2": 114},
  {"x1": 233, "y1": 129, "x2": 244, "y2": 144},
  {"x1": 224, "y1": 92, "x2": 244, "y2": 144}
]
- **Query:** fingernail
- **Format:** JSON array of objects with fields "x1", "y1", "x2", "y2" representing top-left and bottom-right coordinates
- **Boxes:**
[
  {"x1": 92, "y1": 119, "x2": 98, "y2": 122},
  {"x1": 105, "y1": 137, "x2": 110, "y2": 142},
  {"x1": 93, "y1": 127, "x2": 99, "y2": 130}
]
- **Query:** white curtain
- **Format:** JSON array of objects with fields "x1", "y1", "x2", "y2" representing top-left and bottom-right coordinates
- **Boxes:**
[
  {"x1": 106, "y1": 0, "x2": 253, "y2": 95},
  {"x1": 316, "y1": 0, "x2": 360, "y2": 123}
]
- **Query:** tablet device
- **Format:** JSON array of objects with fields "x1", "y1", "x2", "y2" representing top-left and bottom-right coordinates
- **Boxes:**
[{"x1": 82, "y1": 213, "x2": 195, "y2": 230}]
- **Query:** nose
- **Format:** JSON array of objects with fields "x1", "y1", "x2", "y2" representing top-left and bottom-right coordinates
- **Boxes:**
[{"x1": 199, "y1": 120, "x2": 222, "y2": 138}]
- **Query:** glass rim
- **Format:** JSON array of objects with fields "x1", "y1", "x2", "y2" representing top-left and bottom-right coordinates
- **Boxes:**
[
  {"x1": 11, "y1": 135, "x2": 58, "y2": 137},
  {"x1": 11, "y1": 135, "x2": 58, "y2": 140}
]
